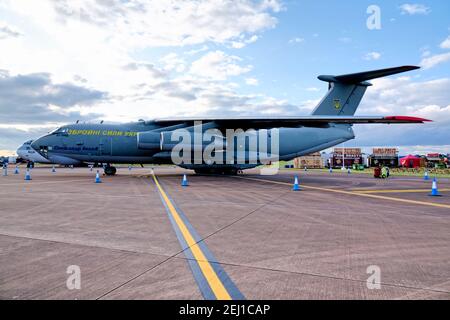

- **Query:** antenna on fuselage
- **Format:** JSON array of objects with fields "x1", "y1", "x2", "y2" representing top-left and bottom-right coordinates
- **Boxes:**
[{"x1": 100, "y1": 120, "x2": 104, "y2": 124}]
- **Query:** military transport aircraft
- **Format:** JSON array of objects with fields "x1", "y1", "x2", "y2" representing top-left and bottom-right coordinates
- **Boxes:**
[{"x1": 18, "y1": 66, "x2": 430, "y2": 175}]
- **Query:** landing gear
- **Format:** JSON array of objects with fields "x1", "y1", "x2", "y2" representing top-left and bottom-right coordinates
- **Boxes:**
[{"x1": 104, "y1": 165, "x2": 117, "y2": 176}]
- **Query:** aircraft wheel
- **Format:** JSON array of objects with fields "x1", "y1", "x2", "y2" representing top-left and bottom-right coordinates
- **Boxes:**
[
  {"x1": 223, "y1": 168, "x2": 238, "y2": 175},
  {"x1": 104, "y1": 166, "x2": 117, "y2": 176}
]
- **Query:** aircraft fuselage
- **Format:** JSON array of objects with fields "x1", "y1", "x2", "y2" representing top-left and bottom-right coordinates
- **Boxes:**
[{"x1": 28, "y1": 121, "x2": 355, "y2": 171}]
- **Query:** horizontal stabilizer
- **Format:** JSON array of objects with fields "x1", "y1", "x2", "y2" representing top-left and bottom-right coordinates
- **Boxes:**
[{"x1": 318, "y1": 66, "x2": 420, "y2": 85}]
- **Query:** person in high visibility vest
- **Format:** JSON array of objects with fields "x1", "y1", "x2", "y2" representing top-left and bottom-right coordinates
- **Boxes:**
[{"x1": 381, "y1": 166, "x2": 388, "y2": 179}]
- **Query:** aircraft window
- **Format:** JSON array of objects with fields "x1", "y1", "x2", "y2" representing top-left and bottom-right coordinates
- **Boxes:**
[{"x1": 50, "y1": 127, "x2": 68, "y2": 135}]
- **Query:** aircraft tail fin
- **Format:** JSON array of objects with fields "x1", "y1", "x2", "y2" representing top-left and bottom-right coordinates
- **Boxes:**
[{"x1": 311, "y1": 66, "x2": 420, "y2": 116}]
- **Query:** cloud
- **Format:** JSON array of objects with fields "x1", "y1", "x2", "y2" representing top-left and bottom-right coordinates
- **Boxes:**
[
  {"x1": 0, "y1": 126, "x2": 53, "y2": 153},
  {"x1": 288, "y1": 37, "x2": 304, "y2": 44},
  {"x1": 440, "y1": 36, "x2": 450, "y2": 49},
  {"x1": 0, "y1": 21, "x2": 22, "y2": 39},
  {"x1": 231, "y1": 35, "x2": 259, "y2": 49},
  {"x1": 40, "y1": 0, "x2": 281, "y2": 47},
  {"x1": 0, "y1": 71, "x2": 106, "y2": 124},
  {"x1": 338, "y1": 37, "x2": 352, "y2": 43},
  {"x1": 190, "y1": 51, "x2": 252, "y2": 80},
  {"x1": 399, "y1": 3, "x2": 431, "y2": 15},
  {"x1": 352, "y1": 76, "x2": 450, "y2": 147},
  {"x1": 364, "y1": 52, "x2": 382, "y2": 61},
  {"x1": 305, "y1": 87, "x2": 320, "y2": 92},
  {"x1": 245, "y1": 78, "x2": 259, "y2": 86},
  {"x1": 122, "y1": 62, "x2": 168, "y2": 78},
  {"x1": 420, "y1": 52, "x2": 450, "y2": 69},
  {"x1": 159, "y1": 53, "x2": 186, "y2": 72},
  {"x1": 0, "y1": 1, "x2": 278, "y2": 121},
  {"x1": 184, "y1": 45, "x2": 209, "y2": 55}
]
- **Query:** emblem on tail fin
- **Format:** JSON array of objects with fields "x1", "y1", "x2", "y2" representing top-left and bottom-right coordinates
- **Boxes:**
[{"x1": 333, "y1": 99, "x2": 341, "y2": 110}]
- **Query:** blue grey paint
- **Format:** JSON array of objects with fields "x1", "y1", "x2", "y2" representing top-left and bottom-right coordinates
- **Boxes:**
[{"x1": 23, "y1": 66, "x2": 423, "y2": 173}]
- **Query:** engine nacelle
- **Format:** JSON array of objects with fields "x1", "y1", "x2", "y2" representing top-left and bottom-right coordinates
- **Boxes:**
[{"x1": 137, "y1": 131, "x2": 160, "y2": 150}]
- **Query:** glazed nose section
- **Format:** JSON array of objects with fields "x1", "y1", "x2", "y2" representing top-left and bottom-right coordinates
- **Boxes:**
[{"x1": 31, "y1": 137, "x2": 44, "y2": 151}]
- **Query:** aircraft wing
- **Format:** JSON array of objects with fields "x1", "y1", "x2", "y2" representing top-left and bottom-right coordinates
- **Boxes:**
[{"x1": 153, "y1": 116, "x2": 430, "y2": 128}]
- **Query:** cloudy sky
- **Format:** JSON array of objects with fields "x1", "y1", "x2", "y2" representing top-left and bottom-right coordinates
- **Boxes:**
[{"x1": 0, "y1": 0, "x2": 449, "y2": 155}]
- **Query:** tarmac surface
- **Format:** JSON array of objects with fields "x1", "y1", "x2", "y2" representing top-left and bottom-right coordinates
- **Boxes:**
[{"x1": 0, "y1": 166, "x2": 449, "y2": 300}]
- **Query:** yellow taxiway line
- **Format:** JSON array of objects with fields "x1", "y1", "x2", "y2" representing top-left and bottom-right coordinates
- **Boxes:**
[
  {"x1": 236, "y1": 176, "x2": 450, "y2": 209},
  {"x1": 152, "y1": 174, "x2": 232, "y2": 300},
  {"x1": 352, "y1": 188, "x2": 450, "y2": 194}
]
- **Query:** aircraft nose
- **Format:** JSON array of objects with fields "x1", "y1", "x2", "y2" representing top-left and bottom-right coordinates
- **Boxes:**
[
  {"x1": 16, "y1": 146, "x2": 24, "y2": 157},
  {"x1": 31, "y1": 138, "x2": 42, "y2": 151}
]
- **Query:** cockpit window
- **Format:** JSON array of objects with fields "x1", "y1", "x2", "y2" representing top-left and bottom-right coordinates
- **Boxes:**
[
  {"x1": 49, "y1": 127, "x2": 61, "y2": 134},
  {"x1": 49, "y1": 127, "x2": 68, "y2": 135}
]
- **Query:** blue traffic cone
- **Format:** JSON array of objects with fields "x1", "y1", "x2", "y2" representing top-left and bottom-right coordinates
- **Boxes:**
[
  {"x1": 329, "y1": 167, "x2": 333, "y2": 173},
  {"x1": 181, "y1": 174, "x2": 189, "y2": 187},
  {"x1": 90, "y1": 165, "x2": 93, "y2": 172},
  {"x1": 424, "y1": 171, "x2": 429, "y2": 180},
  {"x1": 429, "y1": 178, "x2": 441, "y2": 196},
  {"x1": 95, "y1": 170, "x2": 102, "y2": 183},
  {"x1": 347, "y1": 168, "x2": 351, "y2": 174},
  {"x1": 14, "y1": 165, "x2": 19, "y2": 174},
  {"x1": 128, "y1": 165, "x2": 132, "y2": 171},
  {"x1": 24, "y1": 168, "x2": 31, "y2": 181},
  {"x1": 52, "y1": 165, "x2": 56, "y2": 173},
  {"x1": 2, "y1": 165, "x2": 7, "y2": 176},
  {"x1": 292, "y1": 175, "x2": 301, "y2": 191},
  {"x1": 304, "y1": 167, "x2": 307, "y2": 172}
]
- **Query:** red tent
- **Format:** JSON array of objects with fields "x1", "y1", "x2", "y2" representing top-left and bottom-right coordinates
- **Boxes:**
[{"x1": 400, "y1": 155, "x2": 421, "y2": 168}]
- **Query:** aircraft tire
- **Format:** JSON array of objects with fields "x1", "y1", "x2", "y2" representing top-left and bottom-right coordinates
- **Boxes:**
[{"x1": 104, "y1": 166, "x2": 117, "y2": 176}]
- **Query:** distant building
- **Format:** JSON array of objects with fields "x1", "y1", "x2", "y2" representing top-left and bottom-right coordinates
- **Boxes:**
[
  {"x1": 426, "y1": 153, "x2": 446, "y2": 168},
  {"x1": 331, "y1": 148, "x2": 362, "y2": 168},
  {"x1": 293, "y1": 152, "x2": 323, "y2": 168},
  {"x1": 368, "y1": 148, "x2": 399, "y2": 167}
]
